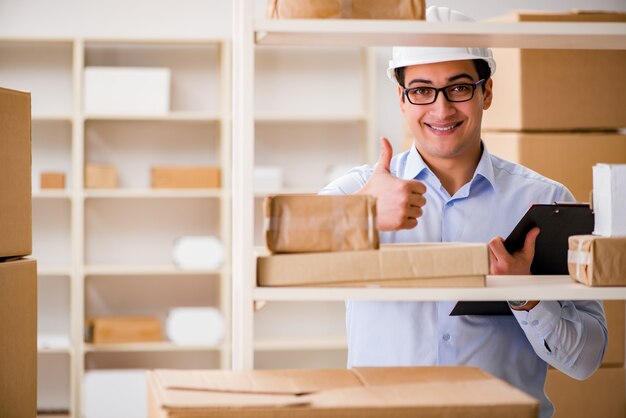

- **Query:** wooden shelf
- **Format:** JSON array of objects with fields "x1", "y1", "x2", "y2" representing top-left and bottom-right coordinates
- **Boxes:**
[
  {"x1": 83, "y1": 342, "x2": 224, "y2": 353},
  {"x1": 255, "y1": 112, "x2": 368, "y2": 123},
  {"x1": 38, "y1": 347, "x2": 72, "y2": 355},
  {"x1": 255, "y1": 20, "x2": 626, "y2": 49},
  {"x1": 254, "y1": 337, "x2": 346, "y2": 351},
  {"x1": 253, "y1": 187, "x2": 319, "y2": 197},
  {"x1": 32, "y1": 115, "x2": 73, "y2": 122},
  {"x1": 33, "y1": 191, "x2": 72, "y2": 200},
  {"x1": 83, "y1": 189, "x2": 223, "y2": 199},
  {"x1": 83, "y1": 112, "x2": 221, "y2": 122},
  {"x1": 84, "y1": 265, "x2": 223, "y2": 276},
  {"x1": 254, "y1": 276, "x2": 626, "y2": 302},
  {"x1": 38, "y1": 266, "x2": 72, "y2": 276}
]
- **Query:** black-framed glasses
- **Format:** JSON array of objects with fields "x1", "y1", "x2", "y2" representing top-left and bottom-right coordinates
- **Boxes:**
[{"x1": 403, "y1": 79, "x2": 485, "y2": 105}]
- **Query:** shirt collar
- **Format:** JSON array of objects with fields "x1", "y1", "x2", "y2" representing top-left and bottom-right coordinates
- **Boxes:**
[{"x1": 401, "y1": 141, "x2": 497, "y2": 192}]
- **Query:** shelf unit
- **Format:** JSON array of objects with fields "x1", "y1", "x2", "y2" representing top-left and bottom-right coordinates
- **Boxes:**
[
  {"x1": 1, "y1": 36, "x2": 231, "y2": 418},
  {"x1": 231, "y1": 1, "x2": 626, "y2": 370}
]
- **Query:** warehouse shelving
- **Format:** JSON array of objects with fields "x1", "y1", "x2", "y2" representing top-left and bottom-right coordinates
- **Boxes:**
[
  {"x1": 232, "y1": 0, "x2": 626, "y2": 371},
  {"x1": 1, "y1": 35, "x2": 231, "y2": 418}
]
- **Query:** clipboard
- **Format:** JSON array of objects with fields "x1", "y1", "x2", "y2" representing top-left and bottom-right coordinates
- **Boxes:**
[{"x1": 450, "y1": 203, "x2": 594, "y2": 316}]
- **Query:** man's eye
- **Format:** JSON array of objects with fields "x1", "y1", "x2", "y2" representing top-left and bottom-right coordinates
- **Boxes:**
[
  {"x1": 413, "y1": 88, "x2": 431, "y2": 95},
  {"x1": 451, "y1": 84, "x2": 470, "y2": 93}
]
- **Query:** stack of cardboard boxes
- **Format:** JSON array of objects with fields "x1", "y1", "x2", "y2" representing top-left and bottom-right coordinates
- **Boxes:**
[
  {"x1": 0, "y1": 87, "x2": 37, "y2": 417},
  {"x1": 480, "y1": 11, "x2": 626, "y2": 418}
]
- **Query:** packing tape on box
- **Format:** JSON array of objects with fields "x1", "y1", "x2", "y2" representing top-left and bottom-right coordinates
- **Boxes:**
[
  {"x1": 165, "y1": 307, "x2": 225, "y2": 346},
  {"x1": 568, "y1": 236, "x2": 593, "y2": 279},
  {"x1": 172, "y1": 236, "x2": 225, "y2": 270}
]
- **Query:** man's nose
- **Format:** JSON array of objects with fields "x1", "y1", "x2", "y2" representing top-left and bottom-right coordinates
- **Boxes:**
[{"x1": 428, "y1": 92, "x2": 457, "y2": 119}]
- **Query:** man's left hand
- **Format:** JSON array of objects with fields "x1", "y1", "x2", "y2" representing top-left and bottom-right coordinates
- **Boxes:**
[{"x1": 488, "y1": 227, "x2": 541, "y2": 310}]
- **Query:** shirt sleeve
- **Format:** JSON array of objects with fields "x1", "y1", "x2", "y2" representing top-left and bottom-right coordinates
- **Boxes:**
[
  {"x1": 511, "y1": 300, "x2": 607, "y2": 380},
  {"x1": 318, "y1": 164, "x2": 373, "y2": 196}
]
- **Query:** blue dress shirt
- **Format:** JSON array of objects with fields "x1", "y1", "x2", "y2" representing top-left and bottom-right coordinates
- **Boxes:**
[{"x1": 320, "y1": 144, "x2": 607, "y2": 418}]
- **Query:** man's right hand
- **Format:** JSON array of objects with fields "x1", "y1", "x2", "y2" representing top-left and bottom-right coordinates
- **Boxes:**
[{"x1": 357, "y1": 137, "x2": 427, "y2": 231}]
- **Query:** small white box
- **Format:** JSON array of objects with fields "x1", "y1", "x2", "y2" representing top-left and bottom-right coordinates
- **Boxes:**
[
  {"x1": 593, "y1": 164, "x2": 626, "y2": 237},
  {"x1": 84, "y1": 67, "x2": 170, "y2": 115},
  {"x1": 84, "y1": 370, "x2": 147, "y2": 418},
  {"x1": 254, "y1": 166, "x2": 284, "y2": 191}
]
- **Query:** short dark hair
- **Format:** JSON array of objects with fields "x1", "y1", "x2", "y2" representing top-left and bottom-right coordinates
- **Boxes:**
[{"x1": 395, "y1": 59, "x2": 491, "y2": 89}]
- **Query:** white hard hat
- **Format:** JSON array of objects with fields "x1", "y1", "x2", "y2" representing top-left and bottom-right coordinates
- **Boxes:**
[{"x1": 387, "y1": 6, "x2": 496, "y2": 84}]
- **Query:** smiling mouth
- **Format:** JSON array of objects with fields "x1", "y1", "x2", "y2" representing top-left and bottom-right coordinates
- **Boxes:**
[{"x1": 425, "y1": 121, "x2": 463, "y2": 132}]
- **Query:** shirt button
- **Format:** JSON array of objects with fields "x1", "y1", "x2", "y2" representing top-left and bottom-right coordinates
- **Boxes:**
[
  {"x1": 521, "y1": 321, "x2": 528, "y2": 325},
  {"x1": 447, "y1": 201, "x2": 454, "y2": 207},
  {"x1": 532, "y1": 320, "x2": 539, "y2": 326},
  {"x1": 442, "y1": 334, "x2": 451, "y2": 341}
]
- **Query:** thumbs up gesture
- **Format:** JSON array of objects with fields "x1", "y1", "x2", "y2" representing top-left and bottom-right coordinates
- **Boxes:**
[{"x1": 358, "y1": 137, "x2": 427, "y2": 231}]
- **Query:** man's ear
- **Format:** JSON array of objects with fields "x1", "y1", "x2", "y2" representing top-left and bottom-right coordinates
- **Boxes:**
[
  {"x1": 398, "y1": 85, "x2": 406, "y2": 113},
  {"x1": 482, "y1": 78, "x2": 493, "y2": 110}
]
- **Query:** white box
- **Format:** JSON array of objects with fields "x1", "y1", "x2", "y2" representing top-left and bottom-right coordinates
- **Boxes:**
[
  {"x1": 593, "y1": 164, "x2": 626, "y2": 237},
  {"x1": 84, "y1": 370, "x2": 146, "y2": 418},
  {"x1": 84, "y1": 67, "x2": 170, "y2": 115},
  {"x1": 254, "y1": 166, "x2": 284, "y2": 191}
]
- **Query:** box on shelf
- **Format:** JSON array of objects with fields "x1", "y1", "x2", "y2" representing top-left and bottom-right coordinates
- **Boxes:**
[
  {"x1": 545, "y1": 367, "x2": 625, "y2": 418},
  {"x1": 593, "y1": 164, "x2": 626, "y2": 237},
  {"x1": 483, "y1": 11, "x2": 626, "y2": 131},
  {"x1": 568, "y1": 235, "x2": 626, "y2": 286},
  {"x1": 257, "y1": 243, "x2": 488, "y2": 287},
  {"x1": 85, "y1": 370, "x2": 147, "y2": 418},
  {"x1": 147, "y1": 366, "x2": 538, "y2": 418},
  {"x1": 0, "y1": 258, "x2": 37, "y2": 418},
  {"x1": 264, "y1": 194, "x2": 379, "y2": 254},
  {"x1": 0, "y1": 87, "x2": 32, "y2": 259},
  {"x1": 151, "y1": 166, "x2": 221, "y2": 189},
  {"x1": 85, "y1": 317, "x2": 162, "y2": 344},
  {"x1": 83, "y1": 66, "x2": 170, "y2": 116},
  {"x1": 482, "y1": 132, "x2": 626, "y2": 201},
  {"x1": 172, "y1": 236, "x2": 225, "y2": 270},
  {"x1": 40, "y1": 172, "x2": 65, "y2": 190},
  {"x1": 165, "y1": 307, "x2": 225, "y2": 346},
  {"x1": 603, "y1": 301, "x2": 625, "y2": 367},
  {"x1": 254, "y1": 166, "x2": 284, "y2": 191},
  {"x1": 85, "y1": 163, "x2": 118, "y2": 189},
  {"x1": 266, "y1": 0, "x2": 425, "y2": 20}
]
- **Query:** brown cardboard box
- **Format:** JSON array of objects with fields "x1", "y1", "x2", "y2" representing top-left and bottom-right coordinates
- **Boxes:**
[
  {"x1": 0, "y1": 258, "x2": 37, "y2": 418},
  {"x1": 264, "y1": 194, "x2": 379, "y2": 253},
  {"x1": 86, "y1": 317, "x2": 162, "y2": 344},
  {"x1": 257, "y1": 243, "x2": 488, "y2": 287},
  {"x1": 568, "y1": 235, "x2": 626, "y2": 286},
  {"x1": 604, "y1": 301, "x2": 625, "y2": 367},
  {"x1": 147, "y1": 366, "x2": 538, "y2": 418},
  {"x1": 0, "y1": 87, "x2": 32, "y2": 259},
  {"x1": 40, "y1": 172, "x2": 65, "y2": 189},
  {"x1": 151, "y1": 166, "x2": 220, "y2": 189},
  {"x1": 545, "y1": 367, "x2": 625, "y2": 418},
  {"x1": 85, "y1": 163, "x2": 118, "y2": 189},
  {"x1": 266, "y1": 0, "x2": 425, "y2": 19},
  {"x1": 483, "y1": 12, "x2": 626, "y2": 131},
  {"x1": 482, "y1": 132, "x2": 626, "y2": 201}
]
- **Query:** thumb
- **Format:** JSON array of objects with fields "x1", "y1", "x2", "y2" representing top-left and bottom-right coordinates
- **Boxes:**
[
  {"x1": 375, "y1": 137, "x2": 393, "y2": 173},
  {"x1": 520, "y1": 227, "x2": 540, "y2": 258}
]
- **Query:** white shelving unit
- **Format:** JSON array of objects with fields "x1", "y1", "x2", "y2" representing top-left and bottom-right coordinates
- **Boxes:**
[
  {"x1": 231, "y1": 1, "x2": 626, "y2": 370},
  {"x1": 1, "y1": 36, "x2": 231, "y2": 418}
]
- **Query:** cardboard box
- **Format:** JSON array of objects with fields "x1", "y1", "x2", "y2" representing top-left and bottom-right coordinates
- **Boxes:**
[
  {"x1": 147, "y1": 366, "x2": 538, "y2": 418},
  {"x1": 266, "y1": 0, "x2": 425, "y2": 19},
  {"x1": 151, "y1": 166, "x2": 221, "y2": 189},
  {"x1": 85, "y1": 163, "x2": 118, "y2": 189},
  {"x1": 86, "y1": 317, "x2": 162, "y2": 344},
  {"x1": 264, "y1": 194, "x2": 379, "y2": 254},
  {"x1": 84, "y1": 67, "x2": 170, "y2": 115},
  {"x1": 545, "y1": 367, "x2": 625, "y2": 418},
  {"x1": 257, "y1": 243, "x2": 488, "y2": 287},
  {"x1": 483, "y1": 12, "x2": 626, "y2": 131},
  {"x1": 593, "y1": 164, "x2": 626, "y2": 237},
  {"x1": 482, "y1": 132, "x2": 626, "y2": 201},
  {"x1": 603, "y1": 301, "x2": 625, "y2": 367},
  {"x1": 40, "y1": 172, "x2": 65, "y2": 189},
  {"x1": 0, "y1": 87, "x2": 32, "y2": 259},
  {"x1": 568, "y1": 235, "x2": 626, "y2": 286},
  {"x1": 0, "y1": 258, "x2": 37, "y2": 418}
]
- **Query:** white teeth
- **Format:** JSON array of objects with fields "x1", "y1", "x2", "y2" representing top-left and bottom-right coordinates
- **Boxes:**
[{"x1": 430, "y1": 124, "x2": 457, "y2": 131}]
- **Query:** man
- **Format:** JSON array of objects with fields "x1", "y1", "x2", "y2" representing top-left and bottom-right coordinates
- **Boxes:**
[{"x1": 320, "y1": 6, "x2": 607, "y2": 418}]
